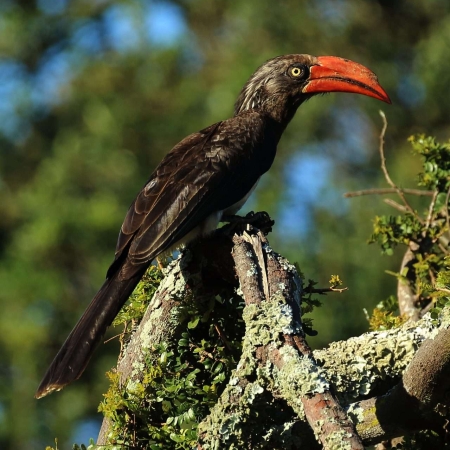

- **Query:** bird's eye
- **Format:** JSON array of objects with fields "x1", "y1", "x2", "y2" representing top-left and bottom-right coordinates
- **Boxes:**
[{"x1": 288, "y1": 65, "x2": 307, "y2": 79}]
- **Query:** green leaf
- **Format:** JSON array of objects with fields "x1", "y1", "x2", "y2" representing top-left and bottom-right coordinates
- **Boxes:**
[{"x1": 187, "y1": 317, "x2": 200, "y2": 329}]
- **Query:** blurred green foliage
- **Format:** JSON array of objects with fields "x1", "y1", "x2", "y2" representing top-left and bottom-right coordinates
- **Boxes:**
[
  {"x1": 369, "y1": 295, "x2": 407, "y2": 331},
  {"x1": 1, "y1": 0, "x2": 450, "y2": 448}
]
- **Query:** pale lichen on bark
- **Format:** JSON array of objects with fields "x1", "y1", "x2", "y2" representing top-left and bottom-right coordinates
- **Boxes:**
[
  {"x1": 313, "y1": 309, "x2": 450, "y2": 403},
  {"x1": 197, "y1": 304, "x2": 271, "y2": 447},
  {"x1": 243, "y1": 302, "x2": 302, "y2": 345},
  {"x1": 273, "y1": 345, "x2": 329, "y2": 404}
]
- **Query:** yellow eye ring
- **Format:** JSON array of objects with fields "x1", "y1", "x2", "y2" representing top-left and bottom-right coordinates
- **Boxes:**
[{"x1": 290, "y1": 67, "x2": 303, "y2": 77}]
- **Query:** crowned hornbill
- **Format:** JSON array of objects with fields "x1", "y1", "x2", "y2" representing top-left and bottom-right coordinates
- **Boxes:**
[{"x1": 36, "y1": 54, "x2": 390, "y2": 398}]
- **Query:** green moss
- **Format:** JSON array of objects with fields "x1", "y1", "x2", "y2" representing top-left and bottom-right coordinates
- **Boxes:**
[
  {"x1": 112, "y1": 266, "x2": 163, "y2": 353},
  {"x1": 98, "y1": 268, "x2": 246, "y2": 449}
]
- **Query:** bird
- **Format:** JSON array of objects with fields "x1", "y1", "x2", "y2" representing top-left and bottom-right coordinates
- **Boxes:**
[{"x1": 36, "y1": 54, "x2": 390, "y2": 398}]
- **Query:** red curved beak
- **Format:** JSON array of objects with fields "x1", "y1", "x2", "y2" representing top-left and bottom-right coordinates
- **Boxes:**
[{"x1": 303, "y1": 56, "x2": 391, "y2": 104}]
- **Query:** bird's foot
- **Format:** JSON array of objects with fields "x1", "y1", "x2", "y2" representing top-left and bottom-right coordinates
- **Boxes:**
[{"x1": 221, "y1": 211, "x2": 274, "y2": 235}]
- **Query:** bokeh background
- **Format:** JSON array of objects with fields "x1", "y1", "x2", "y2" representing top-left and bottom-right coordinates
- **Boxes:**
[{"x1": 1, "y1": 0, "x2": 450, "y2": 448}]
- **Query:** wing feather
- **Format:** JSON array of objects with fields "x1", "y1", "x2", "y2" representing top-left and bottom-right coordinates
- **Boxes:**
[{"x1": 110, "y1": 114, "x2": 270, "y2": 279}]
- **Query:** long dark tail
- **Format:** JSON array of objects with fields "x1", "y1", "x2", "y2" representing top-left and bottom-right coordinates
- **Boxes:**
[{"x1": 35, "y1": 269, "x2": 145, "y2": 398}]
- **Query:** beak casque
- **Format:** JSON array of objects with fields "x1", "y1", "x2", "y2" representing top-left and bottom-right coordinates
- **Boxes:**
[{"x1": 303, "y1": 56, "x2": 391, "y2": 104}]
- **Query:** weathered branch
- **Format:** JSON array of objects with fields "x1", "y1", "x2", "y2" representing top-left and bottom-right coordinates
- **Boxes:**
[
  {"x1": 313, "y1": 313, "x2": 441, "y2": 403},
  {"x1": 260, "y1": 232, "x2": 363, "y2": 449},
  {"x1": 346, "y1": 324, "x2": 450, "y2": 445},
  {"x1": 397, "y1": 242, "x2": 420, "y2": 321},
  {"x1": 97, "y1": 225, "x2": 450, "y2": 448},
  {"x1": 198, "y1": 229, "x2": 363, "y2": 449},
  {"x1": 383, "y1": 197, "x2": 409, "y2": 213}
]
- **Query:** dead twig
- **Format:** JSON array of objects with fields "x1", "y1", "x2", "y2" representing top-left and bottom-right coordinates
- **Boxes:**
[
  {"x1": 445, "y1": 184, "x2": 450, "y2": 234},
  {"x1": 213, "y1": 323, "x2": 232, "y2": 352},
  {"x1": 378, "y1": 111, "x2": 423, "y2": 224},
  {"x1": 383, "y1": 198, "x2": 409, "y2": 213},
  {"x1": 103, "y1": 333, "x2": 124, "y2": 344},
  {"x1": 420, "y1": 300, "x2": 435, "y2": 318},
  {"x1": 310, "y1": 286, "x2": 349, "y2": 294},
  {"x1": 435, "y1": 287, "x2": 450, "y2": 295},
  {"x1": 438, "y1": 241, "x2": 450, "y2": 256},
  {"x1": 425, "y1": 190, "x2": 439, "y2": 231},
  {"x1": 344, "y1": 188, "x2": 434, "y2": 198}
]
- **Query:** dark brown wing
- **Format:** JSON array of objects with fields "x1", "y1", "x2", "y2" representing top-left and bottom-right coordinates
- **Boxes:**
[
  {"x1": 113, "y1": 122, "x2": 221, "y2": 262},
  {"x1": 110, "y1": 113, "x2": 272, "y2": 280}
]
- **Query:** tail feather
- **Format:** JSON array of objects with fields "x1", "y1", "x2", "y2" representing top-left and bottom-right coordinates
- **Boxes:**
[{"x1": 35, "y1": 269, "x2": 145, "y2": 399}]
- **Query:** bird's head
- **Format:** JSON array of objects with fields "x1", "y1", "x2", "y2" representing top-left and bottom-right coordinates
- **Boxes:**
[{"x1": 234, "y1": 54, "x2": 390, "y2": 122}]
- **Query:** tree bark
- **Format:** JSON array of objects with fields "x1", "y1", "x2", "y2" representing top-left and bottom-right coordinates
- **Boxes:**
[{"x1": 97, "y1": 225, "x2": 450, "y2": 448}]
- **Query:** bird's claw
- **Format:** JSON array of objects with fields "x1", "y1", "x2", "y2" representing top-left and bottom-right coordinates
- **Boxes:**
[{"x1": 221, "y1": 211, "x2": 274, "y2": 236}]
